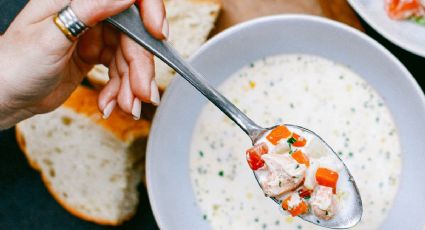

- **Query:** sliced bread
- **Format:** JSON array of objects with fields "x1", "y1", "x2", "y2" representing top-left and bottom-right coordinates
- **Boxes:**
[
  {"x1": 87, "y1": 0, "x2": 221, "y2": 90},
  {"x1": 16, "y1": 86, "x2": 150, "y2": 225}
]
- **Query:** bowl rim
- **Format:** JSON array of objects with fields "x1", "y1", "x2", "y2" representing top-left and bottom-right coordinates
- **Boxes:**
[{"x1": 146, "y1": 14, "x2": 425, "y2": 229}]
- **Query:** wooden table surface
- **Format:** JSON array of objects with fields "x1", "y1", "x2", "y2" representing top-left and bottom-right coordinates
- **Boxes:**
[{"x1": 212, "y1": 0, "x2": 363, "y2": 35}]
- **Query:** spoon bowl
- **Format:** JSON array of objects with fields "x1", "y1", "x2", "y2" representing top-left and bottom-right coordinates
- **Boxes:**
[
  {"x1": 107, "y1": 5, "x2": 363, "y2": 228},
  {"x1": 254, "y1": 124, "x2": 362, "y2": 229}
]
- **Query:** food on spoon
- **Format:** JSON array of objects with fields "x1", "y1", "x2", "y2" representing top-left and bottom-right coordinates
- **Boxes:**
[
  {"x1": 385, "y1": 0, "x2": 425, "y2": 25},
  {"x1": 291, "y1": 133, "x2": 307, "y2": 147},
  {"x1": 256, "y1": 153, "x2": 306, "y2": 196},
  {"x1": 282, "y1": 193, "x2": 309, "y2": 217},
  {"x1": 316, "y1": 167, "x2": 339, "y2": 194},
  {"x1": 311, "y1": 185, "x2": 337, "y2": 220},
  {"x1": 247, "y1": 124, "x2": 341, "y2": 220},
  {"x1": 266, "y1": 125, "x2": 292, "y2": 145},
  {"x1": 291, "y1": 150, "x2": 310, "y2": 167},
  {"x1": 246, "y1": 143, "x2": 268, "y2": 170}
]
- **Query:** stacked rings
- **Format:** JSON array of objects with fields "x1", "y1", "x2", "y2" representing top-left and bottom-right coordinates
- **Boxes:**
[{"x1": 54, "y1": 5, "x2": 89, "y2": 42}]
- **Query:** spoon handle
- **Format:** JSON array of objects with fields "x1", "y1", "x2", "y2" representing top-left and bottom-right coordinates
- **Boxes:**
[{"x1": 107, "y1": 5, "x2": 265, "y2": 142}]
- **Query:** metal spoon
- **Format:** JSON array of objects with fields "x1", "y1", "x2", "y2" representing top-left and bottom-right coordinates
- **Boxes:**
[{"x1": 106, "y1": 5, "x2": 362, "y2": 228}]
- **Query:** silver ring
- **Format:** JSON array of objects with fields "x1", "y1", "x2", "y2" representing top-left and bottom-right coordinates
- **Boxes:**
[{"x1": 54, "y1": 5, "x2": 89, "y2": 41}]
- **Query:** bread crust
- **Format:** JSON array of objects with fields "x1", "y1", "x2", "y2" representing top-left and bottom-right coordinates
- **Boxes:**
[{"x1": 62, "y1": 86, "x2": 151, "y2": 143}]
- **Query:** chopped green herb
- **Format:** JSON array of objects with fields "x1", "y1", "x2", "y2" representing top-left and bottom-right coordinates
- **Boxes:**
[
  {"x1": 295, "y1": 164, "x2": 300, "y2": 169},
  {"x1": 279, "y1": 181, "x2": 282, "y2": 187},
  {"x1": 199, "y1": 151, "x2": 204, "y2": 157},
  {"x1": 348, "y1": 152, "x2": 353, "y2": 157},
  {"x1": 203, "y1": 214, "x2": 207, "y2": 220},
  {"x1": 304, "y1": 196, "x2": 311, "y2": 200},
  {"x1": 250, "y1": 63, "x2": 255, "y2": 68},
  {"x1": 287, "y1": 137, "x2": 297, "y2": 144},
  {"x1": 218, "y1": 171, "x2": 224, "y2": 177},
  {"x1": 410, "y1": 16, "x2": 425, "y2": 25},
  {"x1": 338, "y1": 151, "x2": 343, "y2": 156},
  {"x1": 290, "y1": 103, "x2": 295, "y2": 108},
  {"x1": 316, "y1": 220, "x2": 321, "y2": 224}
]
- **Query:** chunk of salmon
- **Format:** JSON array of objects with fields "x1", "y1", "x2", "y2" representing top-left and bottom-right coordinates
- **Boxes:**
[
  {"x1": 256, "y1": 153, "x2": 306, "y2": 197},
  {"x1": 311, "y1": 185, "x2": 337, "y2": 220}
]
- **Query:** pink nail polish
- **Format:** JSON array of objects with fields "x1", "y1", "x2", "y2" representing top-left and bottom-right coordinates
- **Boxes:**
[
  {"x1": 162, "y1": 18, "x2": 169, "y2": 40},
  {"x1": 102, "y1": 100, "x2": 116, "y2": 119},
  {"x1": 150, "y1": 80, "x2": 161, "y2": 106},
  {"x1": 131, "y1": 98, "x2": 142, "y2": 120}
]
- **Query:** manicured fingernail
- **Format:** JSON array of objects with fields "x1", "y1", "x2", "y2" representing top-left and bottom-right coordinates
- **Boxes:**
[
  {"x1": 131, "y1": 98, "x2": 142, "y2": 120},
  {"x1": 150, "y1": 80, "x2": 161, "y2": 106},
  {"x1": 102, "y1": 100, "x2": 116, "y2": 119},
  {"x1": 162, "y1": 18, "x2": 169, "y2": 39}
]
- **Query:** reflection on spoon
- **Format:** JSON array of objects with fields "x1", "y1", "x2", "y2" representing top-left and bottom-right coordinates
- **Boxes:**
[{"x1": 106, "y1": 5, "x2": 363, "y2": 228}]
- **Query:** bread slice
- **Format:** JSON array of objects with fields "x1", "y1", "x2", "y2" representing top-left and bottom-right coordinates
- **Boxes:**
[
  {"x1": 16, "y1": 86, "x2": 150, "y2": 226},
  {"x1": 87, "y1": 0, "x2": 221, "y2": 90}
]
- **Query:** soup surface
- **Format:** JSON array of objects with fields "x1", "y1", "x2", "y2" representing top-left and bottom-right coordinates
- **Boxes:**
[{"x1": 190, "y1": 54, "x2": 401, "y2": 229}]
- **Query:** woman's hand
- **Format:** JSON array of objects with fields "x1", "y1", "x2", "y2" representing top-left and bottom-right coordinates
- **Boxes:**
[{"x1": 0, "y1": 0, "x2": 166, "y2": 129}]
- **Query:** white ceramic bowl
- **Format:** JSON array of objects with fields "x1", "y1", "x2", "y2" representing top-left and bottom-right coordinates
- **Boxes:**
[
  {"x1": 348, "y1": 0, "x2": 425, "y2": 57},
  {"x1": 146, "y1": 15, "x2": 425, "y2": 229}
]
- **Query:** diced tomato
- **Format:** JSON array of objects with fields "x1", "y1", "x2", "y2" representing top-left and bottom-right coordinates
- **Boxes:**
[
  {"x1": 386, "y1": 0, "x2": 424, "y2": 20},
  {"x1": 266, "y1": 125, "x2": 292, "y2": 145},
  {"x1": 291, "y1": 150, "x2": 310, "y2": 167},
  {"x1": 292, "y1": 133, "x2": 307, "y2": 147},
  {"x1": 282, "y1": 195, "x2": 309, "y2": 217},
  {"x1": 316, "y1": 168, "x2": 339, "y2": 194},
  {"x1": 298, "y1": 187, "x2": 313, "y2": 199},
  {"x1": 246, "y1": 142, "x2": 268, "y2": 170}
]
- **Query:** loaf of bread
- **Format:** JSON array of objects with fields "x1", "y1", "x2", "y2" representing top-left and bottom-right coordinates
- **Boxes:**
[
  {"x1": 87, "y1": 0, "x2": 221, "y2": 90},
  {"x1": 16, "y1": 86, "x2": 150, "y2": 225}
]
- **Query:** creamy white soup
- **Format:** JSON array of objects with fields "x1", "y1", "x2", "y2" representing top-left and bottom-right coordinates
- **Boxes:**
[{"x1": 190, "y1": 54, "x2": 401, "y2": 230}]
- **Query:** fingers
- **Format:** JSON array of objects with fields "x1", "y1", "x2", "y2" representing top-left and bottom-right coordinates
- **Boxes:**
[
  {"x1": 77, "y1": 23, "x2": 118, "y2": 65},
  {"x1": 115, "y1": 45, "x2": 144, "y2": 120},
  {"x1": 139, "y1": 0, "x2": 168, "y2": 39},
  {"x1": 97, "y1": 33, "x2": 160, "y2": 120},
  {"x1": 70, "y1": 0, "x2": 135, "y2": 27},
  {"x1": 98, "y1": 57, "x2": 120, "y2": 119},
  {"x1": 77, "y1": 24, "x2": 104, "y2": 64},
  {"x1": 121, "y1": 35, "x2": 160, "y2": 105}
]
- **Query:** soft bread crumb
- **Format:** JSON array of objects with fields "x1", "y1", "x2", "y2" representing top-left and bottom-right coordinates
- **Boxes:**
[{"x1": 16, "y1": 86, "x2": 149, "y2": 225}]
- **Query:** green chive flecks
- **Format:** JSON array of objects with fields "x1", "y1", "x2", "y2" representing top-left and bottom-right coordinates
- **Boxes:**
[
  {"x1": 218, "y1": 171, "x2": 224, "y2": 177},
  {"x1": 287, "y1": 137, "x2": 297, "y2": 144}
]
